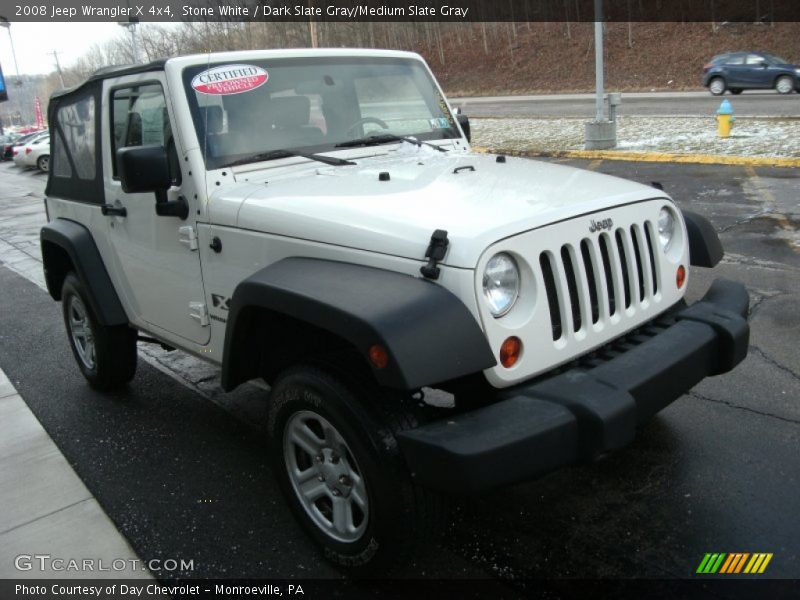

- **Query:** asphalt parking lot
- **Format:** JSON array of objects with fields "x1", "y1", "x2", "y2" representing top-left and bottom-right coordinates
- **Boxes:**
[{"x1": 0, "y1": 158, "x2": 798, "y2": 585}]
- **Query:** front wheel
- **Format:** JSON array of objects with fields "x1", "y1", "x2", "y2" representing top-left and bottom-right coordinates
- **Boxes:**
[
  {"x1": 61, "y1": 273, "x2": 137, "y2": 390},
  {"x1": 775, "y1": 76, "x2": 794, "y2": 95},
  {"x1": 709, "y1": 77, "x2": 726, "y2": 96},
  {"x1": 267, "y1": 366, "x2": 446, "y2": 573},
  {"x1": 37, "y1": 154, "x2": 49, "y2": 172}
]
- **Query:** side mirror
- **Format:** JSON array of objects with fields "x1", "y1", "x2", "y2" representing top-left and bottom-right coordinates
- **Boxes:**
[
  {"x1": 117, "y1": 145, "x2": 171, "y2": 194},
  {"x1": 117, "y1": 145, "x2": 188, "y2": 219},
  {"x1": 760, "y1": 61, "x2": 769, "y2": 68},
  {"x1": 456, "y1": 112, "x2": 471, "y2": 143}
]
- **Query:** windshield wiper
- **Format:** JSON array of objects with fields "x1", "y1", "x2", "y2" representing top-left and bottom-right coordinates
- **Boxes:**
[
  {"x1": 223, "y1": 149, "x2": 356, "y2": 168},
  {"x1": 336, "y1": 134, "x2": 448, "y2": 152}
]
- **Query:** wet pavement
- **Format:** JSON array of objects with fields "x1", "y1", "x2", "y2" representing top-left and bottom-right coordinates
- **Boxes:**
[{"x1": 0, "y1": 158, "x2": 798, "y2": 583}]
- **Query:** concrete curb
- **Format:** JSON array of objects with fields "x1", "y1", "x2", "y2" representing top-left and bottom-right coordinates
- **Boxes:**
[
  {"x1": 0, "y1": 366, "x2": 153, "y2": 579},
  {"x1": 472, "y1": 146, "x2": 800, "y2": 168}
]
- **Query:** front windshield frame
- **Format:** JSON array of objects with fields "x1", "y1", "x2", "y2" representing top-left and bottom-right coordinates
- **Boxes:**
[{"x1": 182, "y1": 56, "x2": 461, "y2": 170}]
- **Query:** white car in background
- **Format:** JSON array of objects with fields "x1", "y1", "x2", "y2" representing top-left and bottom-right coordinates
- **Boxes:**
[{"x1": 13, "y1": 132, "x2": 50, "y2": 171}]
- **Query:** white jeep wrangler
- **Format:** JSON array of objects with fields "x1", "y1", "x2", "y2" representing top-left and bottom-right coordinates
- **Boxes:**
[{"x1": 41, "y1": 49, "x2": 749, "y2": 571}]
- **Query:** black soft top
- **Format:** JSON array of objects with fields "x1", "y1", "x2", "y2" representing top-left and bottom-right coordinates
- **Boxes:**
[{"x1": 50, "y1": 59, "x2": 167, "y2": 100}]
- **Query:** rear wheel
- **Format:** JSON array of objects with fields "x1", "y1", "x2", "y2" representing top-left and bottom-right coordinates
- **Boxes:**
[
  {"x1": 709, "y1": 77, "x2": 726, "y2": 96},
  {"x1": 61, "y1": 273, "x2": 137, "y2": 390},
  {"x1": 267, "y1": 366, "x2": 447, "y2": 573},
  {"x1": 37, "y1": 154, "x2": 49, "y2": 172},
  {"x1": 775, "y1": 76, "x2": 794, "y2": 94}
]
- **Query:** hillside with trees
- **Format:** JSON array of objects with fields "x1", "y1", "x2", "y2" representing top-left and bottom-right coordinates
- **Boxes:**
[{"x1": 4, "y1": 20, "x2": 799, "y2": 125}]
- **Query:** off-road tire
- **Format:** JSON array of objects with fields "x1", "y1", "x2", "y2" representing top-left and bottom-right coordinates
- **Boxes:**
[
  {"x1": 61, "y1": 273, "x2": 137, "y2": 390},
  {"x1": 267, "y1": 365, "x2": 448, "y2": 575}
]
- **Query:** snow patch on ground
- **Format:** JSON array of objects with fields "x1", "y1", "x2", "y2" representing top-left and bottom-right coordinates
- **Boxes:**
[{"x1": 472, "y1": 117, "x2": 800, "y2": 157}]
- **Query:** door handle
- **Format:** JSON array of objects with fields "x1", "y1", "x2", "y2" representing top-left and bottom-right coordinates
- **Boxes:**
[{"x1": 101, "y1": 204, "x2": 127, "y2": 217}]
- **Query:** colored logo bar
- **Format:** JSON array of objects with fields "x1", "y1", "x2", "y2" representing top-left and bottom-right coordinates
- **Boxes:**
[{"x1": 696, "y1": 553, "x2": 773, "y2": 574}]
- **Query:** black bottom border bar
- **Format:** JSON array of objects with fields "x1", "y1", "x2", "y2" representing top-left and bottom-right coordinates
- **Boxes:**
[{"x1": 2, "y1": 578, "x2": 799, "y2": 600}]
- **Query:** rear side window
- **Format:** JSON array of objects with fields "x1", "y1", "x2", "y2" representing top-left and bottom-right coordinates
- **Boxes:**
[
  {"x1": 725, "y1": 55, "x2": 745, "y2": 65},
  {"x1": 46, "y1": 81, "x2": 104, "y2": 204},
  {"x1": 56, "y1": 96, "x2": 96, "y2": 180}
]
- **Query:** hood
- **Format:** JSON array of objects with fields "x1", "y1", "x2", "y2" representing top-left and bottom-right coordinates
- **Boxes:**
[{"x1": 211, "y1": 147, "x2": 664, "y2": 268}]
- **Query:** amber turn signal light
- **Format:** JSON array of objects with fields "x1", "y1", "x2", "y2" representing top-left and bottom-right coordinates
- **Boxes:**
[
  {"x1": 676, "y1": 265, "x2": 686, "y2": 289},
  {"x1": 499, "y1": 336, "x2": 522, "y2": 368},
  {"x1": 368, "y1": 344, "x2": 389, "y2": 369}
]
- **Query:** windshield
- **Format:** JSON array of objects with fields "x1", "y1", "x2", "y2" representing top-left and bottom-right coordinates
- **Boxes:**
[{"x1": 183, "y1": 56, "x2": 459, "y2": 169}]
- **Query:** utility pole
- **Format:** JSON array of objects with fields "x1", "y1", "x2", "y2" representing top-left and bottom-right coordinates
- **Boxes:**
[
  {"x1": 584, "y1": 0, "x2": 618, "y2": 150},
  {"x1": 308, "y1": 0, "x2": 318, "y2": 48},
  {"x1": 0, "y1": 17, "x2": 22, "y2": 81},
  {"x1": 593, "y1": 0, "x2": 604, "y2": 121},
  {"x1": 49, "y1": 50, "x2": 65, "y2": 88},
  {"x1": 119, "y1": 19, "x2": 140, "y2": 63}
]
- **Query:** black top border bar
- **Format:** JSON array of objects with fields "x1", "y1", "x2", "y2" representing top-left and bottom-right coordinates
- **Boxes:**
[{"x1": 1, "y1": 0, "x2": 799, "y2": 23}]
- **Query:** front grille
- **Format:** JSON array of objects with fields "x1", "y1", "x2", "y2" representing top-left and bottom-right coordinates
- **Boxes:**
[
  {"x1": 524, "y1": 301, "x2": 684, "y2": 384},
  {"x1": 540, "y1": 220, "x2": 661, "y2": 341}
]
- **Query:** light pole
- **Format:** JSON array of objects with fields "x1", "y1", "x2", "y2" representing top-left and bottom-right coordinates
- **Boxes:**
[
  {"x1": 584, "y1": 0, "x2": 618, "y2": 150},
  {"x1": 49, "y1": 50, "x2": 65, "y2": 88},
  {"x1": 118, "y1": 19, "x2": 140, "y2": 64},
  {"x1": 594, "y1": 2, "x2": 604, "y2": 122},
  {"x1": 0, "y1": 17, "x2": 22, "y2": 82}
]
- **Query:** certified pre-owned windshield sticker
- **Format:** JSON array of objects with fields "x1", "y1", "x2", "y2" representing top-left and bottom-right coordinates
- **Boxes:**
[{"x1": 191, "y1": 65, "x2": 268, "y2": 95}]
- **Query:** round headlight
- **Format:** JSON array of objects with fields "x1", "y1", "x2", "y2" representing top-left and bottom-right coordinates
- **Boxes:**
[
  {"x1": 483, "y1": 253, "x2": 520, "y2": 317},
  {"x1": 658, "y1": 207, "x2": 675, "y2": 251}
]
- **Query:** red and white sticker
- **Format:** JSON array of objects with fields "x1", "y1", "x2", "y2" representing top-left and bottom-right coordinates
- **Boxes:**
[{"x1": 191, "y1": 64, "x2": 268, "y2": 95}]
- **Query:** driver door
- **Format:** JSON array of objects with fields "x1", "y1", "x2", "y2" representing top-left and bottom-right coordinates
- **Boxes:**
[{"x1": 101, "y1": 75, "x2": 209, "y2": 346}]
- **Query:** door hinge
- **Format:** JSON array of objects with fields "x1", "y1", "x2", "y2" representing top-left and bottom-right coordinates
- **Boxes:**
[
  {"x1": 189, "y1": 301, "x2": 209, "y2": 327},
  {"x1": 179, "y1": 226, "x2": 199, "y2": 251}
]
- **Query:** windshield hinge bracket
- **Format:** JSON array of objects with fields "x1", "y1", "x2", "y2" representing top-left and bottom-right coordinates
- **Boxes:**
[
  {"x1": 179, "y1": 226, "x2": 199, "y2": 251},
  {"x1": 420, "y1": 229, "x2": 449, "y2": 280},
  {"x1": 189, "y1": 301, "x2": 209, "y2": 327}
]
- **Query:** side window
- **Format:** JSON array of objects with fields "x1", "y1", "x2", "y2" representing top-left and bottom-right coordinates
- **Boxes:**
[
  {"x1": 57, "y1": 95, "x2": 96, "y2": 180},
  {"x1": 726, "y1": 55, "x2": 745, "y2": 65},
  {"x1": 110, "y1": 83, "x2": 180, "y2": 184},
  {"x1": 745, "y1": 54, "x2": 765, "y2": 65}
]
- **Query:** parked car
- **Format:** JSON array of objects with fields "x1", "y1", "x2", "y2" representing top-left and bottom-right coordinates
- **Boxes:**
[
  {"x1": 2, "y1": 132, "x2": 23, "y2": 160},
  {"x1": 30, "y1": 136, "x2": 50, "y2": 172},
  {"x1": 9, "y1": 131, "x2": 46, "y2": 163},
  {"x1": 41, "y1": 50, "x2": 749, "y2": 572},
  {"x1": 703, "y1": 51, "x2": 800, "y2": 95},
  {"x1": 13, "y1": 132, "x2": 49, "y2": 170}
]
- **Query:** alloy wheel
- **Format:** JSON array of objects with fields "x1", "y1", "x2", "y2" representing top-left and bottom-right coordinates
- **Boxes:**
[
  {"x1": 283, "y1": 410, "x2": 369, "y2": 543},
  {"x1": 67, "y1": 295, "x2": 96, "y2": 370}
]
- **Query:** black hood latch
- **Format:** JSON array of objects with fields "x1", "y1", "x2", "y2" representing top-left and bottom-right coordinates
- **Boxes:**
[{"x1": 420, "y1": 229, "x2": 449, "y2": 280}]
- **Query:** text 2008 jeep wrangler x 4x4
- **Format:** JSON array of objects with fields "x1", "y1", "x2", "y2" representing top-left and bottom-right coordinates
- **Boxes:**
[{"x1": 41, "y1": 49, "x2": 749, "y2": 570}]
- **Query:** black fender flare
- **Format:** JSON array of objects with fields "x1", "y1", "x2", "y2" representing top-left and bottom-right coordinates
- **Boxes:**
[
  {"x1": 221, "y1": 258, "x2": 496, "y2": 392},
  {"x1": 40, "y1": 218, "x2": 128, "y2": 326},
  {"x1": 681, "y1": 210, "x2": 723, "y2": 268}
]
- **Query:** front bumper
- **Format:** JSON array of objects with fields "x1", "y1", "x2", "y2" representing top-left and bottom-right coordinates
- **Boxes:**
[{"x1": 397, "y1": 279, "x2": 749, "y2": 494}]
